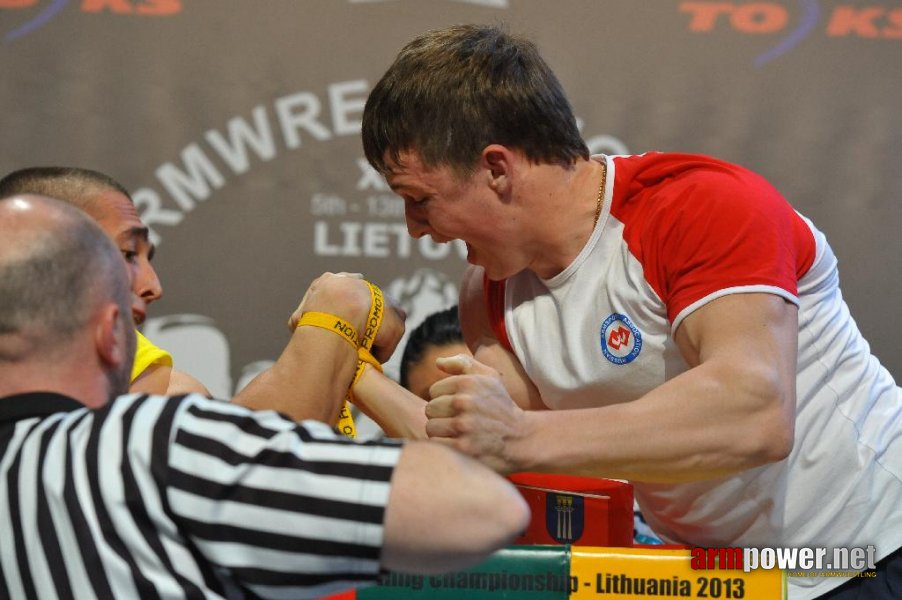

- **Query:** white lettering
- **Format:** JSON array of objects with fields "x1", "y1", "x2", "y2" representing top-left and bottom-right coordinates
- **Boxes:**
[
  {"x1": 312, "y1": 221, "x2": 465, "y2": 260},
  {"x1": 356, "y1": 158, "x2": 390, "y2": 191},
  {"x1": 743, "y1": 548, "x2": 757, "y2": 573},
  {"x1": 313, "y1": 221, "x2": 341, "y2": 256},
  {"x1": 363, "y1": 223, "x2": 390, "y2": 257},
  {"x1": 275, "y1": 91, "x2": 332, "y2": 148},
  {"x1": 131, "y1": 187, "x2": 184, "y2": 246},
  {"x1": 775, "y1": 548, "x2": 798, "y2": 570},
  {"x1": 205, "y1": 105, "x2": 277, "y2": 174},
  {"x1": 797, "y1": 548, "x2": 814, "y2": 570},
  {"x1": 392, "y1": 223, "x2": 412, "y2": 257},
  {"x1": 340, "y1": 222, "x2": 363, "y2": 255},
  {"x1": 155, "y1": 144, "x2": 225, "y2": 212},
  {"x1": 310, "y1": 193, "x2": 347, "y2": 217},
  {"x1": 329, "y1": 79, "x2": 369, "y2": 135}
]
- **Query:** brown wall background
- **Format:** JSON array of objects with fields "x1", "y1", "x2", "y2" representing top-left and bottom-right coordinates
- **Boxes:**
[{"x1": 2, "y1": 0, "x2": 900, "y2": 407}]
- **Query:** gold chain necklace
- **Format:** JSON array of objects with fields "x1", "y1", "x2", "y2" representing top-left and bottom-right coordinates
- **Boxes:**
[{"x1": 593, "y1": 161, "x2": 607, "y2": 229}]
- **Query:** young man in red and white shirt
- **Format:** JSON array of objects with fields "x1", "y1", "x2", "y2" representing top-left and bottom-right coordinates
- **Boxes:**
[{"x1": 361, "y1": 24, "x2": 902, "y2": 599}]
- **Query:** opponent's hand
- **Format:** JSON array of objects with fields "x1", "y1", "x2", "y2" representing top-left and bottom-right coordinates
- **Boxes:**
[
  {"x1": 424, "y1": 354, "x2": 526, "y2": 474},
  {"x1": 288, "y1": 272, "x2": 371, "y2": 334}
]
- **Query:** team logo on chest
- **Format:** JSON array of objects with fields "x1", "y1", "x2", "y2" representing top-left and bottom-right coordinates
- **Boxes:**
[{"x1": 600, "y1": 313, "x2": 642, "y2": 365}]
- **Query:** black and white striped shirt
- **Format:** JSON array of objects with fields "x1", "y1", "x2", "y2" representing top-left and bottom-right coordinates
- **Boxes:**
[{"x1": 0, "y1": 391, "x2": 403, "y2": 599}]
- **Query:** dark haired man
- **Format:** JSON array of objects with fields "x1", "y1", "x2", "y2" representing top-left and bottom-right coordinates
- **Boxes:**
[{"x1": 361, "y1": 24, "x2": 902, "y2": 599}]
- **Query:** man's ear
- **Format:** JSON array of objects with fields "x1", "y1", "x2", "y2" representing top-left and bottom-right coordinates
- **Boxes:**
[
  {"x1": 480, "y1": 144, "x2": 515, "y2": 196},
  {"x1": 95, "y1": 303, "x2": 128, "y2": 369}
]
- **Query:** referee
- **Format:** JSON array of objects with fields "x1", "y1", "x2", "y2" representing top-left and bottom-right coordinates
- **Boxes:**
[{"x1": 0, "y1": 194, "x2": 530, "y2": 599}]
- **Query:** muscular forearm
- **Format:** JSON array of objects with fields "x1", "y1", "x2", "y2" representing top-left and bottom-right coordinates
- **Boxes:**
[
  {"x1": 512, "y1": 361, "x2": 794, "y2": 482},
  {"x1": 233, "y1": 274, "x2": 375, "y2": 422},
  {"x1": 352, "y1": 366, "x2": 428, "y2": 439},
  {"x1": 232, "y1": 326, "x2": 358, "y2": 423}
]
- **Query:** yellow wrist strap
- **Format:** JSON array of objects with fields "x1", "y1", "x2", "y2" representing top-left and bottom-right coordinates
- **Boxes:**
[
  {"x1": 294, "y1": 311, "x2": 359, "y2": 438},
  {"x1": 296, "y1": 283, "x2": 385, "y2": 440},
  {"x1": 359, "y1": 281, "x2": 384, "y2": 351},
  {"x1": 295, "y1": 312, "x2": 359, "y2": 349},
  {"x1": 335, "y1": 403, "x2": 357, "y2": 439},
  {"x1": 345, "y1": 349, "x2": 383, "y2": 419},
  {"x1": 358, "y1": 347, "x2": 383, "y2": 373},
  {"x1": 342, "y1": 282, "x2": 385, "y2": 435}
]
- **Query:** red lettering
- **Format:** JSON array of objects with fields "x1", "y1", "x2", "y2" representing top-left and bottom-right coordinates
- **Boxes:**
[
  {"x1": 732, "y1": 3, "x2": 787, "y2": 34},
  {"x1": 827, "y1": 7, "x2": 883, "y2": 38},
  {"x1": 136, "y1": 0, "x2": 181, "y2": 16},
  {"x1": 717, "y1": 547, "x2": 744, "y2": 570},
  {"x1": 680, "y1": 2, "x2": 734, "y2": 32},
  {"x1": 0, "y1": 0, "x2": 37, "y2": 7},
  {"x1": 81, "y1": 0, "x2": 134, "y2": 13},
  {"x1": 691, "y1": 547, "x2": 745, "y2": 570},
  {"x1": 883, "y1": 8, "x2": 902, "y2": 39}
]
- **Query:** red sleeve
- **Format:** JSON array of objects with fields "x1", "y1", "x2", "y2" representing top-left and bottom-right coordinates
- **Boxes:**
[
  {"x1": 612, "y1": 154, "x2": 816, "y2": 325},
  {"x1": 483, "y1": 274, "x2": 513, "y2": 353}
]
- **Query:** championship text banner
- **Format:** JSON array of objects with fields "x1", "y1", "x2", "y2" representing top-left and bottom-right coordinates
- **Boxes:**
[
  {"x1": 324, "y1": 545, "x2": 786, "y2": 599},
  {"x1": 569, "y1": 547, "x2": 785, "y2": 600}
]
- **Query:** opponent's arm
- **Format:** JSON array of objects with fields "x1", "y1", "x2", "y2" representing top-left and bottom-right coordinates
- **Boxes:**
[
  {"x1": 350, "y1": 265, "x2": 544, "y2": 440},
  {"x1": 231, "y1": 273, "x2": 367, "y2": 423}
]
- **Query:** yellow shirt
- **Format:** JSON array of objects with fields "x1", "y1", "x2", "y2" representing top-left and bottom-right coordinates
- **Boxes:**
[{"x1": 131, "y1": 330, "x2": 173, "y2": 382}]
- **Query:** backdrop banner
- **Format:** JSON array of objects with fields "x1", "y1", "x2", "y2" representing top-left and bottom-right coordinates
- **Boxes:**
[{"x1": 3, "y1": 1, "x2": 900, "y2": 434}]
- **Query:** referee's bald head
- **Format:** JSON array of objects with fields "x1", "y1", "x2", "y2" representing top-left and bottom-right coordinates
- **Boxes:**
[{"x1": 0, "y1": 194, "x2": 136, "y2": 399}]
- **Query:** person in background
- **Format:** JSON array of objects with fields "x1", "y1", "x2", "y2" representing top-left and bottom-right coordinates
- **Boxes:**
[
  {"x1": 399, "y1": 305, "x2": 470, "y2": 400},
  {"x1": 0, "y1": 193, "x2": 530, "y2": 599}
]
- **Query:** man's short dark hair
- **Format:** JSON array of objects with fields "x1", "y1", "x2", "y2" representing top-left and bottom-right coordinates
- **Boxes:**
[
  {"x1": 362, "y1": 24, "x2": 589, "y2": 177},
  {"x1": 0, "y1": 167, "x2": 132, "y2": 214}
]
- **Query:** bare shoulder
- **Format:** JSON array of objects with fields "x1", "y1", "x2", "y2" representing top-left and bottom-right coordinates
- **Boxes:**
[
  {"x1": 167, "y1": 367, "x2": 211, "y2": 397},
  {"x1": 130, "y1": 363, "x2": 211, "y2": 397},
  {"x1": 458, "y1": 265, "x2": 492, "y2": 346}
]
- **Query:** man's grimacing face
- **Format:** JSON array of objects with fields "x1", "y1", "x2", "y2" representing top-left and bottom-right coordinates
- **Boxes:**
[{"x1": 384, "y1": 151, "x2": 526, "y2": 281}]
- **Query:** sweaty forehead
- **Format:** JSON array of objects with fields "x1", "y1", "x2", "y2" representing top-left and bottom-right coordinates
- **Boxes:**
[{"x1": 86, "y1": 189, "x2": 145, "y2": 243}]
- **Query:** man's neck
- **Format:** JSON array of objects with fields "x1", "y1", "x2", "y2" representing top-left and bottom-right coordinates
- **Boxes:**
[
  {"x1": 0, "y1": 362, "x2": 108, "y2": 408},
  {"x1": 522, "y1": 158, "x2": 606, "y2": 279}
]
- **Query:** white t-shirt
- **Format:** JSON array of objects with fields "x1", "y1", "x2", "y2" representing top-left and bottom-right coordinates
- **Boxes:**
[{"x1": 486, "y1": 152, "x2": 902, "y2": 599}]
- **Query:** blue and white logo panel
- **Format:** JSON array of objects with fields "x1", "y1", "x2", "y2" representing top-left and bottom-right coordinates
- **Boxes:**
[{"x1": 600, "y1": 313, "x2": 642, "y2": 365}]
